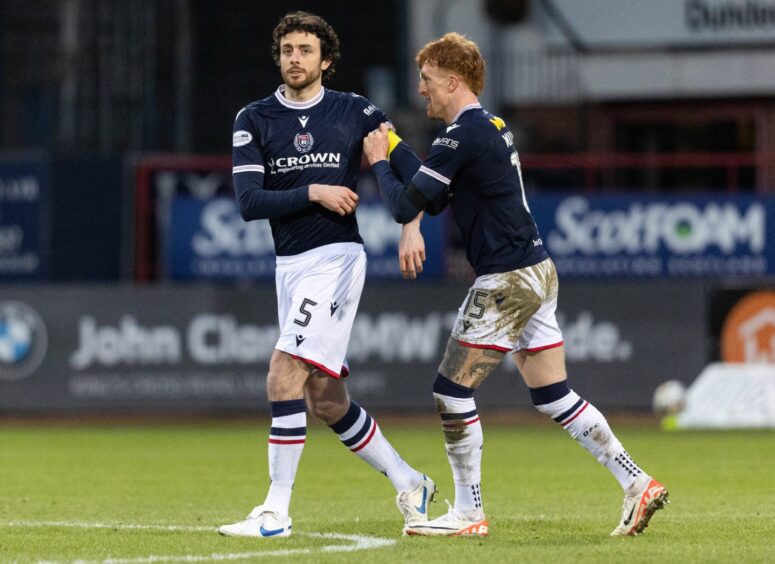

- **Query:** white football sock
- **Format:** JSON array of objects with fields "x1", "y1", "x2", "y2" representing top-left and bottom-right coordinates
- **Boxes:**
[
  {"x1": 433, "y1": 375, "x2": 484, "y2": 515},
  {"x1": 330, "y1": 401, "x2": 421, "y2": 493},
  {"x1": 533, "y1": 387, "x2": 647, "y2": 492},
  {"x1": 263, "y1": 400, "x2": 306, "y2": 517}
]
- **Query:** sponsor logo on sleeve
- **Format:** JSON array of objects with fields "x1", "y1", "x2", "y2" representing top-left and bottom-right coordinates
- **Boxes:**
[
  {"x1": 232, "y1": 130, "x2": 252, "y2": 147},
  {"x1": 432, "y1": 137, "x2": 459, "y2": 150}
]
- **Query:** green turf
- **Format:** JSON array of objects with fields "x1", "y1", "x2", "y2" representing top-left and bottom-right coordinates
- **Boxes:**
[{"x1": 1, "y1": 417, "x2": 773, "y2": 563}]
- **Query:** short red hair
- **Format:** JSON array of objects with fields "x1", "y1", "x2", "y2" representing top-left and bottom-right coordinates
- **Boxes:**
[{"x1": 416, "y1": 33, "x2": 485, "y2": 95}]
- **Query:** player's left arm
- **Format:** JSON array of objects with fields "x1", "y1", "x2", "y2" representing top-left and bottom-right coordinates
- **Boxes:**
[
  {"x1": 360, "y1": 101, "x2": 427, "y2": 276},
  {"x1": 364, "y1": 123, "x2": 457, "y2": 223}
]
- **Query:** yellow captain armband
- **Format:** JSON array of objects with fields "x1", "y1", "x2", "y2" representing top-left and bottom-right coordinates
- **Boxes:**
[{"x1": 387, "y1": 130, "x2": 402, "y2": 158}]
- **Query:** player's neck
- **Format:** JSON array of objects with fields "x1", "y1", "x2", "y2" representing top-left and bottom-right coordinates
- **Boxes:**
[
  {"x1": 283, "y1": 81, "x2": 323, "y2": 103},
  {"x1": 445, "y1": 94, "x2": 480, "y2": 124}
]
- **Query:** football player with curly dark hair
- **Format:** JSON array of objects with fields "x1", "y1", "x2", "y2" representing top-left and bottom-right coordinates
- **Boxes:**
[{"x1": 219, "y1": 11, "x2": 435, "y2": 540}]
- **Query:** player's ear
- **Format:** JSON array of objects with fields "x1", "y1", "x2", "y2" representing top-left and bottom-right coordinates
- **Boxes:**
[
  {"x1": 448, "y1": 74, "x2": 459, "y2": 92},
  {"x1": 321, "y1": 58, "x2": 332, "y2": 71}
]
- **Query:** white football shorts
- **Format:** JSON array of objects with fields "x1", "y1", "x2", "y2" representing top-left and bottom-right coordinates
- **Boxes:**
[
  {"x1": 450, "y1": 257, "x2": 564, "y2": 353},
  {"x1": 275, "y1": 242, "x2": 366, "y2": 378}
]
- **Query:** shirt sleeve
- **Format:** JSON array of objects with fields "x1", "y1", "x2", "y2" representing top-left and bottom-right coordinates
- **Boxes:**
[
  {"x1": 388, "y1": 137, "x2": 422, "y2": 185},
  {"x1": 354, "y1": 94, "x2": 392, "y2": 136},
  {"x1": 410, "y1": 126, "x2": 469, "y2": 211},
  {"x1": 370, "y1": 126, "x2": 471, "y2": 222},
  {"x1": 231, "y1": 108, "x2": 313, "y2": 220},
  {"x1": 371, "y1": 160, "x2": 422, "y2": 223}
]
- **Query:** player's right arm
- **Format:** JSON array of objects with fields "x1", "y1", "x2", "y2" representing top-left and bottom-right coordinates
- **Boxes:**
[
  {"x1": 232, "y1": 110, "x2": 357, "y2": 219},
  {"x1": 399, "y1": 212, "x2": 425, "y2": 279},
  {"x1": 308, "y1": 184, "x2": 358, "y2": 216}
]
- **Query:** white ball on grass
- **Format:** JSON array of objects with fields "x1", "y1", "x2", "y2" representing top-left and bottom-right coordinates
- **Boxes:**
[{"x1": 652, "y1": 380, "x2": 687, "y2": 416}]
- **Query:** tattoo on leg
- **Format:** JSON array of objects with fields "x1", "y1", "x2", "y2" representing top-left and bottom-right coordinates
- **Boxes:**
[
  {"x1": 468, "y1": 359, "x2": 500, "y2": 387},
  {"x1": 483, "y1": 348, "x2": 504, "y2": 360},
  {"x1": 441, "y1": 341, "x2": 468, "y2": 379}
]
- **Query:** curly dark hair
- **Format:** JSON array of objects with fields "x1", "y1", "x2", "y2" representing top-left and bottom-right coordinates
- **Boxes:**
[{"x1": 272, "y1": 11, "x2": 341, "y2": 83}]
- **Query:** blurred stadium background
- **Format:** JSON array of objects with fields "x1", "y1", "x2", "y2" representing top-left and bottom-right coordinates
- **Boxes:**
[{"x1": 1, "y1": 0, "x2": 774, "y2": 421}]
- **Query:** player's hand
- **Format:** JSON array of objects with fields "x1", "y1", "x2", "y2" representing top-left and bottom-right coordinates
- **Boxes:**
[
  {"x1": 309, "y1": 184, "x2": 359, "y2": 216},
  {"x1": 363, "y1": 123, "x2": 391, "y2": 165},
  {"x1": 399, "y1": 213, "x2": 426, "y2": 279}
]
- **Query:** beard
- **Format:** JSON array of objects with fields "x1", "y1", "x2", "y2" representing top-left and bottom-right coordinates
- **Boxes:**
[{"x1": 282, "y1": 65, "x2": 322, "y2": 91}]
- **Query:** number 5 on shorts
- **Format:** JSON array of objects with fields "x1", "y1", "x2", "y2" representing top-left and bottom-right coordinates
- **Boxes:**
[
  {"x1": 463, "y1": 290, "x2": 487, "y2": 319},
  {"x1": 293, "y1": 298, "x2": 318, "y2": 327}
]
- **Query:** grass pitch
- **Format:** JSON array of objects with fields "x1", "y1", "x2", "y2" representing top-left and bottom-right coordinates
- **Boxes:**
[{"x1": 1, "y1": 414, "x2": 773, "y2": 563}]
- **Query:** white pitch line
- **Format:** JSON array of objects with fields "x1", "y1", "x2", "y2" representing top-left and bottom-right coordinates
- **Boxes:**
[
  {"x1": 38, "y1": 551, "x2": 315, "y2": 564},
  {"x1": 5, "y1": 520, "x2": 395, "y2": 564},
  {"x1": 8, "y1": 521, "x2": 215, "y2": 533}
]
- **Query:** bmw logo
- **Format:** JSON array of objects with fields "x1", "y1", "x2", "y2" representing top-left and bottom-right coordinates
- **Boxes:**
[{"x1": 0, "y1": 301, "x2": 48, "y2": 381}]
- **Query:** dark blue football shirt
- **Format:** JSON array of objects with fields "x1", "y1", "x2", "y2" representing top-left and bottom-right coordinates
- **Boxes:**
[
  {"x1": 373, "y1": 103, "x2": 548, "y2": 276},
  {"x1": 232, "y1": 85, "x2": 388, "y2": 256}
]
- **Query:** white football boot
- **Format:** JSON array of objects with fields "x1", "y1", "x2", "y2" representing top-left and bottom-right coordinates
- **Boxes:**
[
  {"x1": 611, "y1": 478, "x2": 669, "y2": 536},
  {"x1": 396, "y1": 474, "x2": 437, "y2": 526},
  {"x1": 218, "y1": 505, "x2": 292, "y2": 538},
  {"x1": 404, "y1": 500, "x2": 489, "y2": 537}
]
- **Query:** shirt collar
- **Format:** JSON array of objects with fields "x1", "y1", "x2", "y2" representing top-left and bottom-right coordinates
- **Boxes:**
[
  {"x1": 274, "y1": 84, "x2": 326, "y2": 109},
  {"x1": 450, "y1": 103, "x2": 482, "y2": 124}
]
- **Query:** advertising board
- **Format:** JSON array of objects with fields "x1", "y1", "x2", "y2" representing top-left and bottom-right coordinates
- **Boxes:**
[
  {"x1": 0, "y1": 282, "x2": 705, "y2": 412},
  {"x1": 0, "y1": 158, "x2": 48, "y2": 280},
  {"x1": 530, "y1": 194, "x2": 773, "y2": 278},
  {"x1": 165, "y1": 197, "x2": 445, "y2": 281},
  {"x1": 134, "y1": 156, "x2": 444, "y2": 281}
]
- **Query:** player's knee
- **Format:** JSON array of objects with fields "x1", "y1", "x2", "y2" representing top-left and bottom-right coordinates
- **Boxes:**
[
  {"x1": 266, "y1": 356, "x2": 307, "y2": 400},
  {"x1": 307, "y1": 395, "x2": 349, "y2": 424},
  {"x1": 307, "y1": 399, "x2": 329, "y2": 421},
  {"x1": 432, "y1": 373, "x2": 475, "y2": 413}
]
